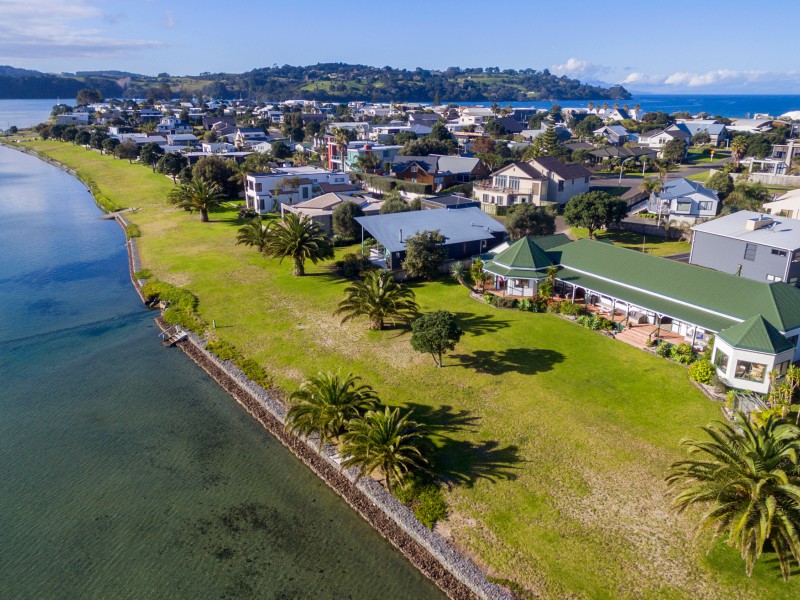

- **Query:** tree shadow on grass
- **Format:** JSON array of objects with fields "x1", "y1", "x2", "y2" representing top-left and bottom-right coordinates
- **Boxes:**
[
  {"x1": 453, "y1": 311, "x2": 511, "y2": 336},
  {"x1": 401, "y1": 403, "x2": 523, "y2": 486},
  {"x1": 451, "y1": 347, "x2": 565, "y2": 375}
]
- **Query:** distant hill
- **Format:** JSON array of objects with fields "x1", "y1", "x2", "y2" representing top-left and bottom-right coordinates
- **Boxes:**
[{"x1": 0, "y1": 63, "x2": 630, "y2": 102}]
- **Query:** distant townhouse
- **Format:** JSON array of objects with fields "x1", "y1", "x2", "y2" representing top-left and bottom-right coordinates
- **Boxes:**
[
  {"x1": 244, "y1": 167, "x2": 350, "y2": 213},
  {"x1": 55, "y1": 113, "x2": 90, "y2": 126},
  {"x1": 234, "y1": 127, "x2": 270, "y2": 149},
  {"x1": 647, "y1": 178, "x2": 719, "y2": 224},
  {"x1": 593, "y1": 125, "x2": 630, "y2": 146},
  {"x1": 155, "y1": 117, "x2": 192, "y2": 135},
  {"x1": 528, "y1": 157, "x2": 592, "y2": 205},
  {"x1": 201, "y1": 115, "x2": 236, "y2": 130},
  {"x1": 327, "y1": 140, "x2": 402, "y2": 172},
  {"x1": 690, "y1": 211, "x2": 800, "y2": 286},
  {"x1": 727, "y1": 118, "x2": 773, "y2": 134},
  {"x1": 281, "y1": 193, "x2": 382, "y2": 234},
  {"x1": 166, "y1": 133, "x2": 198, "y2": 147},
  {"x1": 666, "y1": 121, "x2": 728, "y2": 146},
  {"x1": 474, "y1": 162, "x2": 549, "y2": 214},
  {"x1": 389, "y1": 155, "x2": 489, "y2": 191},
  {"x1": 638, "y1": 127, "x2": 690, "y2": 157}
]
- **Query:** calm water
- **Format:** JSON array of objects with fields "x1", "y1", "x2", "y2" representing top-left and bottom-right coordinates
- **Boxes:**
[{"x1": 0, "y1": 145, "x2": 442, "y2": 598}]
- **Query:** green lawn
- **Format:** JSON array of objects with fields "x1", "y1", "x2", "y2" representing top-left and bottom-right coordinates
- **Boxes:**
[
  {"x1": 16, "y1": 138, "x2": 800, "y2": 599},
  {"x1": 571, "y1": 227, "x2": 691, "y2": 257},
  {"x1": 688, "y1": 148, "x2": 731, "y2": 164}
]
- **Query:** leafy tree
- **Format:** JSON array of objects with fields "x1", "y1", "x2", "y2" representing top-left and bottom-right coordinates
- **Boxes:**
[
  {"x1": 724, "y1": 181, "x2": 770, "y2": 213},
  {"x1": 167, "y1": 178, "x2": 224, "y2": 222},
  {"x1": 281, "y1": 111, "x2": 305, "y2": 142},
  {"x1": 271, "y1": 140, "x2": 292, "y2": 160},
  {"x1": 89, "y1": 129, "x2": 108, "y2": 152},
  {"x1": 666, "y1": 412, "x2": 800, "y2": 580},
  {"x1": 354, "y1": 151, "x2": 382, "y2": 173},
  {"x1": 707, "y1": 171, "x2": 734, "y2": 199},
  {"x1": 662, "y1": 138, "x2": 687, "y2": 164},
  {"x1": 262, "y1": 212, "x2": 335, "y2": 276},
  {"x1": 470, "y1": 258, "x2": 490, "y2": 292},
  {"x1": 286, "y1": 372, "x2": 379, "y2": 450},
  {"x1": 304, "y1": 120, "x2": 322, "y2": 139},
  {"x1": 341, "y1": 407, "x2": 428, "y2": 492},
  {"x1": 76, "y1": 88, "x2": 103, "y2": 105},
  {"x1": 747, "y1": 136, "x2": 772, "y2": 159},
  {"x1": 482, "y1": 118, "x2": 508, "y2": 138},
  {"x1": 115, "y1": 140, "x2": 139, "y2": 163},
  {"x1": 572, "y1": 114, "x2": 604, "y2": 138},
  {"x1": 471, "y1": 137, "x2": 495, "y2": 154},
  {"x1": 379, "y1": 195, "x2": 411, "y2": 214},
  {"x1": 236, "y1": 217, "x2": 269, "y2": 253},
  {"x1": 400, "y1": 138, "x2": 452, "y2": 156},
  {"x1": 336, "y1": 270, "x2": 418, "y2": 330},
  {"x1": 332, "y1": 201, "x2": 365, "y2": 241},
  {"x1": 394, "y1": 131, "x2": 418, "y2": 146},
  {"x1": 428, "y1": 121, "x2": 452, "y2": 142},
  {"x1": 691, "y1": 131, "x2": 711, "y2": 146},
  {"x1": 564, "y1": 191, "x2": 627, "y2": 239},
  {"x1": 74, "y1": 129, "x2": 91, "y2": 146},
  {"x1": 505, "y1": 203, "x2": 556, "y2": 239},
  {"x1": 402, "y1": 230, "x2": 447, "y2": 280},
  {"x1": 639, "y1": 177, "x2": 663, "y2": 196},
  {"x1": 156, "y1": 152, "x2": 187, "y2": 183},
  {"x1": 410, "y1": 310, "x2": 464, "y2": 367},
  {"x1": 192, "y1": 155, "x2": 238, "y2": 196},
  {"x1": 102, "y1": 137, "x2": 120, "y2": 155}
]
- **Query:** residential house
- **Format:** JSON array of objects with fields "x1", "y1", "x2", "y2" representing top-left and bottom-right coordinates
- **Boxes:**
[
  {"x1": 328, "y1": 140, "x2": 401, "y2": 172},
  {"x1": 593, "y1": 125, "x2": 630, "y2": 146},
  {"x1": 764, "y1": 188, "x2": 800, "y2": 219},
  {"x1": 727, "y1": 118, "x2": 773, "y2": 134},
  {"x1": 155, "y1": 117, "x2": 192, "y2": 135},
  {"x1": 528, "y1": 157, "x2": 592, "y2": 206},
  {"x1": 202, "y1": 115, "x2": 236, "y2": 130},
  {"x1": 390, "y1": 155, "x2": 440, "y2": 188},
  {"x1": 420, "y1": 195, "x2": 480, "y2": 210},
  {"x1": 474, "y1": 162, "x2": 549, "y2": 214},
  {"x1": 771, "y1": 140, "x2": 800, "y2": 168},
  {"x1": 281, "y1": 193, "x2": 382, "y2": 234},
  {"x1": 165, "y1": 133, "x2": 198, "y2": 147},
  {"x1": 588, "y1": 146, "x2": 657, "y2": 165},
  {"x1": 354, "y1": 207, "x2": 506, "y2": 269},
  {"x1": 666, "y1": 121, "x2": 728, "y2": 146},
  {"x1": 407, "y1": 113, "x2": 442, "y2": 127},
  {"x1": 234, "y1": 127, "x2": 269, "y2": 149},
  {"x1": 55, "y1": 113, "x2": 90, "y2": 126},
  {"x1": 244, "y1": 167, "x2": 350, "y2": 213},
  {"x1": 493, "y1": 117, "x2": 524, "y2": 135},
  {"x1": 690, "y1": 211, "x2": 800, "y2": 286},
  {"x1": 638, "y1": 128, "x2": 690, "y2": 157},
  {"x1": 647, "y1": 178, "x2": 719, "y2": 223}
]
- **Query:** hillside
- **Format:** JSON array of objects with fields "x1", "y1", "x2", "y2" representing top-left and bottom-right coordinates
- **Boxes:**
[{"x1": 0, "y1": 63, "x2": 630, "y2": 102}]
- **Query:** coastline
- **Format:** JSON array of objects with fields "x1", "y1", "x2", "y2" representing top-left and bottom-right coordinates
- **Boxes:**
[{"x1": 6, "y1": 141, "x2": 510, "y2": 600}]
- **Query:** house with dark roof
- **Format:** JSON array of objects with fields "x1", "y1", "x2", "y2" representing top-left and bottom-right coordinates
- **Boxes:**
[
  {"x1": 281, "y1": 193, "x2": 382, "y2": 234},
  {"x1": 667, "y1": 121, "x2": 728, "y2": 146},
  {"x1": 529, "y1": 157, "x2": 592, "y2": 205},
  {"x1": 355, "y1": 207, "x2": 506, "y2": 269},
  {"x1": 473, "y1": 162, "x2": 549, "y2": 214},
  {"x1": 420, "y1": 195, "x2": 480, "y2": 210},
  {"x1": 389, "y1": 155, "x2": 488, "y2": 191},
  {"x1": 483, "y1": 236, "x2": 800, "y2": 393}
]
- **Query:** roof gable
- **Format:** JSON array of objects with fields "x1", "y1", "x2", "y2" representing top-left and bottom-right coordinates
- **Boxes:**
[
  {"x1": 490, "y1": 237, "x2": 554, "y2": 271},
  {"x1": 718, "y1": 315, "x2": 794, "y2": 354}
]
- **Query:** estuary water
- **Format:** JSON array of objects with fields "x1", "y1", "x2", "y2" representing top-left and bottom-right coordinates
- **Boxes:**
[{"x1": 0, "y1": 145, "x2": 442, "y2": 598}]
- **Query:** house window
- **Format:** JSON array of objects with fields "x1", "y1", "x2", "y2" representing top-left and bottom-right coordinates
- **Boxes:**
[
  {"x1": 734, "y1": 360, "x2": 767, "y2": 383},
  {"x1": 775, "y1": 360, "x2": 790, "y2": 377},
  {"x1": 482, "y1": 194, "x2": 489, "y2": 202},
  {"x1": 255, "y1": 183, "x2": 262, "y2": 192},
  {"x1": 584, "y1": 176, "x2": 590, "y2": 183},
  {"x1": 744, "y1": 243, "x2": 758, "y2": 261},
  {"x1": 558, "y1": 180, "x2": 565, "y2": 192},
  {"x1": 495, "y1": 175, "x2": 507, "y2": 188},
  {"x1": 771, "y1": 249, "x2": 788, "y2": 257},
  {"x1": 714, "y1": 348, "x2": 729, "y2": 371},
  {"x1": 302, "y1": 187, "x2": 309, "y2": 199},
  {"x1": 699, "y1": 201, "x2": 713, "y2": 211},
  {"x1": 766, "y1": 274, "x2": 781, "y2": 282},
  {"x1": 676, "y1": 200, "x2": 692, "y2": 212},
  {"x1": 411, "y1": 165, "x2": 418, "y2": 173},
  {"x1": 508, "y1": 176, "x2": 520, "y2": 190}
]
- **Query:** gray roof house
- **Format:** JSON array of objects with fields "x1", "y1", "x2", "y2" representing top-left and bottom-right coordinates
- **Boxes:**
[
  {"x1": 667, "y1": 122, "x2": 728, "y2": 146},
  {"x1": 690, "y1": 211, "x2": 800, "y2": 287},
  {"x1": 647, "y1": 178, "x2": 719, "y2": 224},
  {"x1": 593, "y1": 125, "x2": 629, "y2": 146},
  {"x1": 355, "y1": 207, "x2": 505, "y2": 269}
]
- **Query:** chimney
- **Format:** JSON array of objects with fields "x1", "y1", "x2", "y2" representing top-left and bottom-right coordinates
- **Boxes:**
[
  {"x1": 399, "y1": 228, "x2": 403, "y2": 243},
  {"x1": 745, "y1": 214, "x2": 774, "y2": 231}
]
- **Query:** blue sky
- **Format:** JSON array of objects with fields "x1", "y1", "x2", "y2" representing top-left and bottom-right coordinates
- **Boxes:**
[{"x1": 2, "y1": 0, "x2": 800, "y2": 93}]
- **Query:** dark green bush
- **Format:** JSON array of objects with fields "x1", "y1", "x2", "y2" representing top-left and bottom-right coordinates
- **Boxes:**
[
  {"x1": 233, "y1": 357, "x2": 273, "y2": 388},
  {"x1": 670, "y1": 342, "x2": 697, "y2": 365},
  {"x1": 133, "y1": 268, "x2": 153, "y2": 279},
  {"x1": 207, "y1": 340, "x2": 239, "y2": 361},
  {"x1": 655, "y1": 341, "x2": 673, "y2": 357},
  {"x1": 559, "y1": 301, "x2": 584, "y2": 317},
  {"x1": 689, "y1": 359, "x2": 715, "y2": 384},
  {"x1": 395, "y1": 476, "x2": 448, "y2": 529},
  {"x1": 125, "y1": 223, "x2": 141, "y2": 239},
  {"x1": 336, "y1": 253, "x2": 375, "y2": 279},
  {"x1": 494, "y1": 296, "x2": 517, "y2": 309}
]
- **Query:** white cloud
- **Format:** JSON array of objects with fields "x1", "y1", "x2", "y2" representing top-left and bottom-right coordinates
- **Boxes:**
[
  {"x1": 0, "y1": 0, "x2": 164, "y2": 61},
  {"x1": 549, "y1": 57, "x2": 609, "y2": 80},
  {"x1": 622, "y1": 68, "x2": 800, "y2": 91},
  {"x1": 164, "y1": 10, "x2": 176, "y2": 30}
]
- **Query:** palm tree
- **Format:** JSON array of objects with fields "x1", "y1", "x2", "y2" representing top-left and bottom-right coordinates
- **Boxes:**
[
  {"x1": 341, "y1": 407, "x2": 428, "y2": 492},
  {"x1": 167, "y1": 178, "x2": 224, "y2": 222},
  {"x1": 236, "y1": 217, "x2": 269, "y2": 253},
  {"x1": 336, "y1": 270, "x2": 418, "y2": 330},
  {"x1": 450, "y1": 261, "x2": 472, "y2": 291},
  {"x1": 262, "y1": 212, "x2": 334, "y2": 276},
  {"x1": 666, "y1": 412, "x2": 800, "y2": 580},
  {"x1": 355, "y1": 151, "x2": 382, "y2": 173},
  {"x1": 724, "y1": 181, "x2": 771, "y2": 213},
  {"x1": 640, "y1": 176, "x2": 663, "y2": 197},
  {"x1": 228, "y1": 162, "x2": 249, "y2": 197},
  {"x1": 332, "y1": 128, "x2": 351, "y2": 171},
  {"x1": 731, "y1": 136, "x2": 748, "y2": 167},
  {"x1": 286, "y1": 372, "x2": 379, "y2": 450}
]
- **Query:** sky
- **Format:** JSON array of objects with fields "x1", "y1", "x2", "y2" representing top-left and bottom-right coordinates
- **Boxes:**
[{"x1": 2, "y1": 0, "x2": 800, "y2": 94}]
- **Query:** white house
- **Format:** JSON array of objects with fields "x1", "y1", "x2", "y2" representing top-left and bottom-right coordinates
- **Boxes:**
[
  {"x1": 647, "y1": 178, "x2": 719, "y2": 223},
  {"x1": 155, "y1": 117, "x2": 192, "y2": 135},
  {"x1": 764, "y1": 188, "x2": 800, "y2": 219},
  {"x1": 244, "y1": 167, "x2": 350, "y2": 214}
]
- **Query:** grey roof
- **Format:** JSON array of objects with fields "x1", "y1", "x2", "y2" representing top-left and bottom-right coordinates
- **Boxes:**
[
  {"x1": 691, "y1": 210, "x2": 800, "y2": 251},
  {"x1": 531, "y1": 156, "x2": 592, "y2": 180},
  {"x1": 432, "y1": 155, "x2": 481, "y2": 175},
  {"x1": 670, "y1": 122, "x2": 727, "y2": 137},
  {"x1": 391, "y1": 155, "x2": 439, "y2": 173},
  {"x1": 658, "y1": 178, "x2": 718, "y2": 201},
  {"x1": 355, "y1": 207, "x2": 505, "y2": 253},
  {"x1": 496, "y1": 117, "x2": 524, "y2": 133},
  {"x1": 422, "y1": 195, "x2": 480, "y2": 208},
  {"x1": 495, "y1": 161, "x2": 545, "y2": 179},
  {"x1": 589, "y1": 146, "x2": 657, "y2": 159}
]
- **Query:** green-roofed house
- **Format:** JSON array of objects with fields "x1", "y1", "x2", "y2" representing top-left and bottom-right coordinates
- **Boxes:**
[{"x1": 483, "y1": 236, "x2": 800, "y2": 393}]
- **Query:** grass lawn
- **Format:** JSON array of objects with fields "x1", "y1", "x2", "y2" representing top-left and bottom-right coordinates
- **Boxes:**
[
  {"x1": 17, "y1": 138, "x2": 800, "y2": 598},
  {"x1": 571, "y1": 227, "x2": 691, "y2": 257},
  {"x1": 688, "y1": 148, "x2": 731, "y2": 164}
]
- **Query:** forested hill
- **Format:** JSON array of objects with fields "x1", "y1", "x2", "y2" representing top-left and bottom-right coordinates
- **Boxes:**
[{"x1": 0, "y1": 63, "x2": 630, "y2": 102}]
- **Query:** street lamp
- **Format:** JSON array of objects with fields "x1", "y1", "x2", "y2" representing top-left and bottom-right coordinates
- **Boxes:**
[{"x1": 619, "y1": 157, "x2": 633, "y2": 186}]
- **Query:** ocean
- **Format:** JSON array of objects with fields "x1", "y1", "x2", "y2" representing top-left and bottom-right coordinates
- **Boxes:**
[{"x1": 0, "y1": 144, "x2": 442, "y2": 598}]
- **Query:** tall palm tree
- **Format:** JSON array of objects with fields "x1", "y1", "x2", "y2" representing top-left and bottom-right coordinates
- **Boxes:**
[
  {"x1": 354, "y1": 151, "x2": 382, "y2": 173},
  {"x1": 286, "y1": 372, "x2": 379, "y2": 450},
  {"x1": 167, "y1": 177, "x2": 224, "y2": 222},
  {"x1": 336, "y1": 270, "x2": 418, "y2": 330},
  {"x1": 666, "y1": 412, "x2": 800, "y2": 580},
  {"x1": 450, "y1": 261, "x2": 472, "y2": 291},
  {"x1": 262, "y1": 212, "x2": 334, "y2": 276},
  {"x1": 236, "y1": 217, "x2": 269, "y2": 253},
  {"x1": 731, "y1": 136, "x2": 748, "y2": 167},
  {"x1": 341, "y1": 407, "x2": 428, "y2": 492},
  {"x1": 332, "y1": 128, "x2": 351, "y2": 171},
  {"x1": 640, "y1": 176, "x2": 663, "y2": 196},
  {"x1": 228, "y1": 162, "x2": 249, "y2": 198}
]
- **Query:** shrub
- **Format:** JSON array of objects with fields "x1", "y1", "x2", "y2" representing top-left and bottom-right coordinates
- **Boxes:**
[
  {"x1": 670, "y1": 343, "x2": 697, "y2": 365},
  {"x1": 559, "y1": 301, "x2": 584, "y2": 317},
  {"x1": 238, "y1": 206, "x2": 257, "y2": 219},
  {"x1": 133, "y1": 268, "x2": 153, "y2": 279},
  {"x1": 645, "y1": 337, "x2": 658, "y2": 348},
  {"x1": 394, "y1": 477, "x2": 448, "y2": 529},
  {"x1": 725, "y1": 389, "x2": 736, "y2": 409},
  {"x1": 689, "y1": 359, "x2": 715, "y2": 384},
  {"x1": 494, "y1": 296, "x2": 517, "y2": 309},
  {"x1": 233, "y1": 357, "x2": 273, "y2": 388},
  {"x1": 206, "y1": 340, "x2": 238, "y2": 361},
  {"x1": 336, "y1": 253, "x2": 374, "y2": 279},
  {"x1": 483, "y1": 293, "x2": 495, "y2": 305},
  {"x1": 517, "y1": 298, "x2": 533, "y2": 311},
  {"x1": 125, "y1": 223, "x2": 141, "y2": 239},
  {"x1": 142, "y1": 279, "x2": 204, "y2": 334},
  {"x1": 655, "y1": 341, "x2": 673, "y2": 357},
  {"x1": 545, "y1": 301, "x2": 561, "y2": 314},
  {"x1": 702, "y1": 335, "x2": 715, "y2": 360}
]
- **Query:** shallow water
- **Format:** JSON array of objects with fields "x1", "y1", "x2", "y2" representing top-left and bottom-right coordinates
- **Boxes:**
[{"x1": 0, "y1": 145, "x2": 442, "y2": 599}]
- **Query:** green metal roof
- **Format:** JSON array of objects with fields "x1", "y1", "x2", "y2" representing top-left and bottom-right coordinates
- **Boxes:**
[
  {"x1": 485, "y1": 237, "x2": 554, "y2": 271},
  {"x1": 548, "y1": 239, "x2": 800, "y2": 333},
  {"x1": 526, "y1": 233, "x2": 571, "y2": 251},
  {"x1": 718, "y1": 315, "x2": 795, "y2": 354}
]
